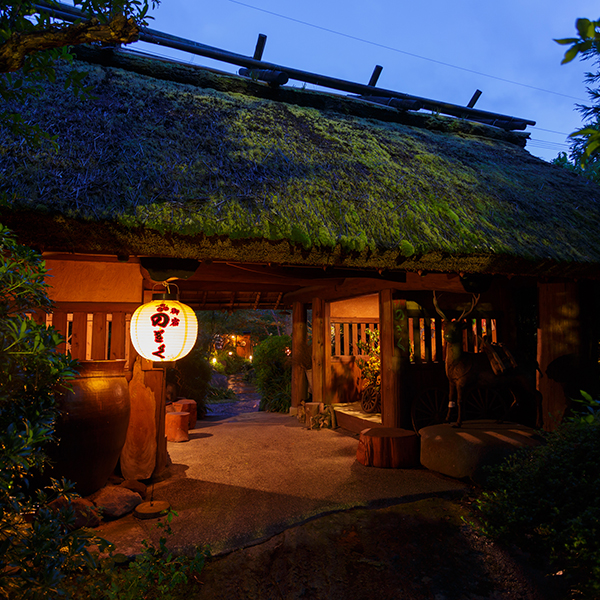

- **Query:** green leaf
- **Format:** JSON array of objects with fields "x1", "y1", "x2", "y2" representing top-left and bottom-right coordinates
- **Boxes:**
[
  {"x1": 554, "y1": 37, "x2": 579, "y2": 46},
  {"x1": 562, "y1": 44, "x2": 583, "y2": 64},
  {"x1": 575, "y1": 18, "x2": 593, "y2": 39}
]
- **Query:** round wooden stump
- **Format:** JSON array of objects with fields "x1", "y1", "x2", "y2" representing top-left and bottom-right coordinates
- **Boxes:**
[
  {"x1": 166, "y1": 411, "x2": 190, "y2": 442},
  {"x1": 173, "y1": 399, "x2": 197, "y2": 429},
  {"x1": 356, "y1": 427, "x2": 420, "y2": 468}
]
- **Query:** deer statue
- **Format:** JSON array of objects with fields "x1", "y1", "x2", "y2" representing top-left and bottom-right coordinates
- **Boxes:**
[{"x1": 433, "y1": 292, "x2": 542, "y2": 428}]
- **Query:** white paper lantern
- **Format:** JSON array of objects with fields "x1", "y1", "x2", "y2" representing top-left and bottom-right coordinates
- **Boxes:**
[{"x1": 130, "y1": 294, "x2": 198, "y2": 362}]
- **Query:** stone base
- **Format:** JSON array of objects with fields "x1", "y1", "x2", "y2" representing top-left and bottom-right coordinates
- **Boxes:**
[{"x1": 419, "y1": 420, "x2": 543, "y2": 482}]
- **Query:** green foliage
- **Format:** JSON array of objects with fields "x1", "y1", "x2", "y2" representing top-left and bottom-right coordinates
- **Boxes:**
[
  {"x1": 212, "y1": 349, "x2": 249, "y2": 375},
  {"x1": 475, "y1": 420, "x2": 600, "y2": 597},
  {"x1": 204, "y1": 384, "x2": 237, "y2": 403},
  {"x1": 567, "y1": 390, "x2": 600, "y2": 425},
  {"x1": 556, "y1": 18, "x2": 600, "y2": 165},
  {"x1": 65, "y1": 511, "x2": 209, "y2": 599},
  {"x1": 195, "y1": 310, "x2": 288, "y2": 357},
  {"x1": 253, "y1": 335, "x2": 292, "y2": 413},
  {"x1": 356, "y1": 328, "x2": 380, "y2": 387},
  {"x1": 0, "y1": 223, "x2": 106, "y2": 599}
]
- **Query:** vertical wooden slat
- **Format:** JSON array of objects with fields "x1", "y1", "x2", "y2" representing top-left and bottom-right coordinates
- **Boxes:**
[
  {"x1": 334, "y1": 323, "x2": 341, "y2": 356},
  {"x1": 324, "y1": 301, "x2": 331, "y2": 402},
  {"x1": 435, "y1": 317, "x2": 444, "y2": 362},
  {"x1": 379, "y1": 290, "x2": 402, "y2": 428},
  {"x1": 413, "y1": 317, "x2": 422, "y2": 363},
  {"x1": 423, "y1": 317, "x2": 431, "y2": 363},
  {"x1": 291, "y1": 302, "x2": 308, "y2": 408},
  {"x1": 343, "y1": 323, "x2": 350, "y2": 356},
  {"x1": 312, "y1": 297, "x2": 326, "y2": 404},
  {"x1": 110, "y1": 312, "x2": 126, "y2": 360},
  {"x1": 407, "y1": 318, "x2": 415, "y2": 363},
  {"x1": 430, "y1": 318, "x2": 438, "y2": 363},
  {"x1": 91, "y1": 313, "x2": 107, "y2": 360},
  {"x1": 491, "y1": 319, "x2": 498, "y2": 343},
  {"x1": 537, "y1": 282, "x2": 582, "y2": 430},
  {"x1": 52, "y1": 311, "x2": 68, "y2": 355},
  {"x1": 352, "y1": 322, "x2": 359, "y2": 357},
  {"x1": 70, "y1": 312, "x2": 88, "y2": 361}
]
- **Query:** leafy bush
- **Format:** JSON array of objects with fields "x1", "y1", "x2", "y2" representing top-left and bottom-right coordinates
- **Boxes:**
[
  {"x1": 476, "y1": 419, "x2": 600, "y2": 597},
  {"x1": 568, "y1": 390, "x2": 600, "y2": 425},
  {"x1": 212, "y1": 349, "x2": 249, "y2": 375},
  {"x1": 253, "y1": 335, "x2": 292, "y2": 413},
  {"x1": 205, "y1": 385, "x2": 237, "y2": 403},
  {"x1": 0, "y1": 224, "x2": 105, "y2": 599},
  {"x1": 67, "y1": 511, "x2": 209, "y2": 600}
]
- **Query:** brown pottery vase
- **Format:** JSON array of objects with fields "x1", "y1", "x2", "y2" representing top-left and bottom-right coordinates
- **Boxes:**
[{"x1": 52, "y1": 360, "x2": 130, "y2": 496}]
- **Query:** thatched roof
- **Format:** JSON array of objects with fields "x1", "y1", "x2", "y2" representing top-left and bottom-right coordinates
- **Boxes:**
[{"x1": 1, "y1": 46, "x2": 599, "y2": 279}]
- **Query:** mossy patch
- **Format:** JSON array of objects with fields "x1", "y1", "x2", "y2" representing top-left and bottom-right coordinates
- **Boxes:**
[{"x1": 1, "y1": 52, "x2": 600, "y2": 273}]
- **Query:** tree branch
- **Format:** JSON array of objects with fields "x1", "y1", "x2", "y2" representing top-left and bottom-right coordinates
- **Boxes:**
[{"x1": 0, "y1": 14, "x2": 139, "y2": 73}]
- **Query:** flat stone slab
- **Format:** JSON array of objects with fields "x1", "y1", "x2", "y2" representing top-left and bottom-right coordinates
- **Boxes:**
[{"x1": 419, "y1": 420, "x2": 543, "y2": 482}]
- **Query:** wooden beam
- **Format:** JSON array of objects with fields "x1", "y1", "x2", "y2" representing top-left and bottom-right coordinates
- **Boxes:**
[
  {"x1": 70, "y1": 312, "x2": 88, "y2": 361},
  {"x1": 284, "y1": 273, "x2": 464, "y2": 304},
  {"x1": 537, "y1": 282, "x2": 582, "y2": 430},
  {"x1": 291, "y1": 302, "x2": 308, "y2": 408},
  {"x1": 91, "y1": 312, "x2": 106, "y2": 360},
  {"x1": 312, "y1": 297, "x2": 326, "y2": 404},
  {"x1": 274, "y1": 292, "x2": 282, "y2": 310},
  {"x1": 379, "y1": 290, "x2": 410, "y2": 428},
  {"x1": 54, "y1": 301, "x2": 141, "y2": 313}
]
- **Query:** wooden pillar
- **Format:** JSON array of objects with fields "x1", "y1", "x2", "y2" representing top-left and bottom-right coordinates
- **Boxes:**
[
  {"x1": 379, "y1": 290, "x2": 409, "y2": 428},
  {"x1": 537, "y1": 282, "x2": 581, "y2": 430},
  {"x1": 291, "y1": 301, "x2": 308, "y2": 408},
  {"x1": 312, "y1": 297, "x2": 326, "y2": 404}
]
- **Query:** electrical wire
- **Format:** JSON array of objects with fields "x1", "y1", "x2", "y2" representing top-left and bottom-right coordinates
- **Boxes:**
[{"x1": 227, "y1": 0, "x2": 587, "y2": 103}]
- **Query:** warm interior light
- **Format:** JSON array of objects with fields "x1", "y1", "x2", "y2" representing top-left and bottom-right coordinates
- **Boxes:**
[{"x1": 130, "y1": 294, "x2": 198, "y2": 362}]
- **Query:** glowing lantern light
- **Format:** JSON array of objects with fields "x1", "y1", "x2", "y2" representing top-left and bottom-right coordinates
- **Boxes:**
[{"x1": 130, "y1": 289, "x2": 197, "y2": 362}]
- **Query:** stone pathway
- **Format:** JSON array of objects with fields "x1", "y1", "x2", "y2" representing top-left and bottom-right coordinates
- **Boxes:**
[{"x1": 205, "y1": 374, "x2": 261, "y2": 418}]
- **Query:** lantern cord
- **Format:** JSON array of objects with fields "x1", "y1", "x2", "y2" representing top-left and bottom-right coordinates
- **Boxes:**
[{"x1": 151, "y1": 280, "x2": 180, "y2": 296}]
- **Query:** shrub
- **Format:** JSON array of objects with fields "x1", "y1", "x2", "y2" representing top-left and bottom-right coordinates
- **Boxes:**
[
  {"x1": 213, "y1": 349, "x2": 248, "y2": 375},
  {"x1": 68, "y1": 511, "x2": 209, "y2": 600},
  {"x1": 253, "y1": 335, "x2": 292, "y2": 413},
  {"x1": 476, "y1": 419, "x2": 600, "y2": 597},
  {"x1": 0, "y1": 224, "x2": 104, "y2": 599}
]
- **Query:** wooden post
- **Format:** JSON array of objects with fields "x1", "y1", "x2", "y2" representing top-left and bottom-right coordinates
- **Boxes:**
[
  {"x1": 312, "y1": 297, "x2": 326, "y2": 405},
  {"x1": 291, "y1": 302, "x2": 308, "y2": 409},
  {"x1": 537, "y1": 282, "x2": 582, "y2": 430},
  {"x1": 379, "y1": 290, "x2": 409, "y2": 428}
]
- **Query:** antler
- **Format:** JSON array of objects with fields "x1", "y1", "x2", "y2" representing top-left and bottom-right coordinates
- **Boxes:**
[
  {"x1": 432, "y1": 291, "x2": 448, "y2": 320},
  {"x1": 456, "y1": 293, "x2": 480, "y2": 322}
]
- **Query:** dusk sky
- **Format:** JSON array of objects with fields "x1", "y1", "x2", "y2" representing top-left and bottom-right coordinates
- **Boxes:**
[{"x1": 82, "y1": 1, "x2": 600, "y2": 163}]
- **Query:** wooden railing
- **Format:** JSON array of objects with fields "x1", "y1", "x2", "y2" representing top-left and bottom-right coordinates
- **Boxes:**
[
  {"x1": 408, "y1": 315, "x2": 498, "y2": 364},
  {"x1": 29, "y1": 304, "x2": 138, "y2": 365},
  {"x1": 331, "y1": 315, "x2": 498, "y2": 364},
  {"x1": 330, "y1": 319, "x2": 379, "y2": 358}
]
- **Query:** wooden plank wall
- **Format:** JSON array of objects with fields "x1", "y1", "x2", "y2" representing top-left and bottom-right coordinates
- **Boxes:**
[{"x1": 37, "y1": 308, "x2": 133, "y2": 366}]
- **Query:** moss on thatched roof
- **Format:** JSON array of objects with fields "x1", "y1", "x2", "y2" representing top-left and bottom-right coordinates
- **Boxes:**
[{"x1": 1, "y1": 48, "x2": 599, "y2": 278}]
